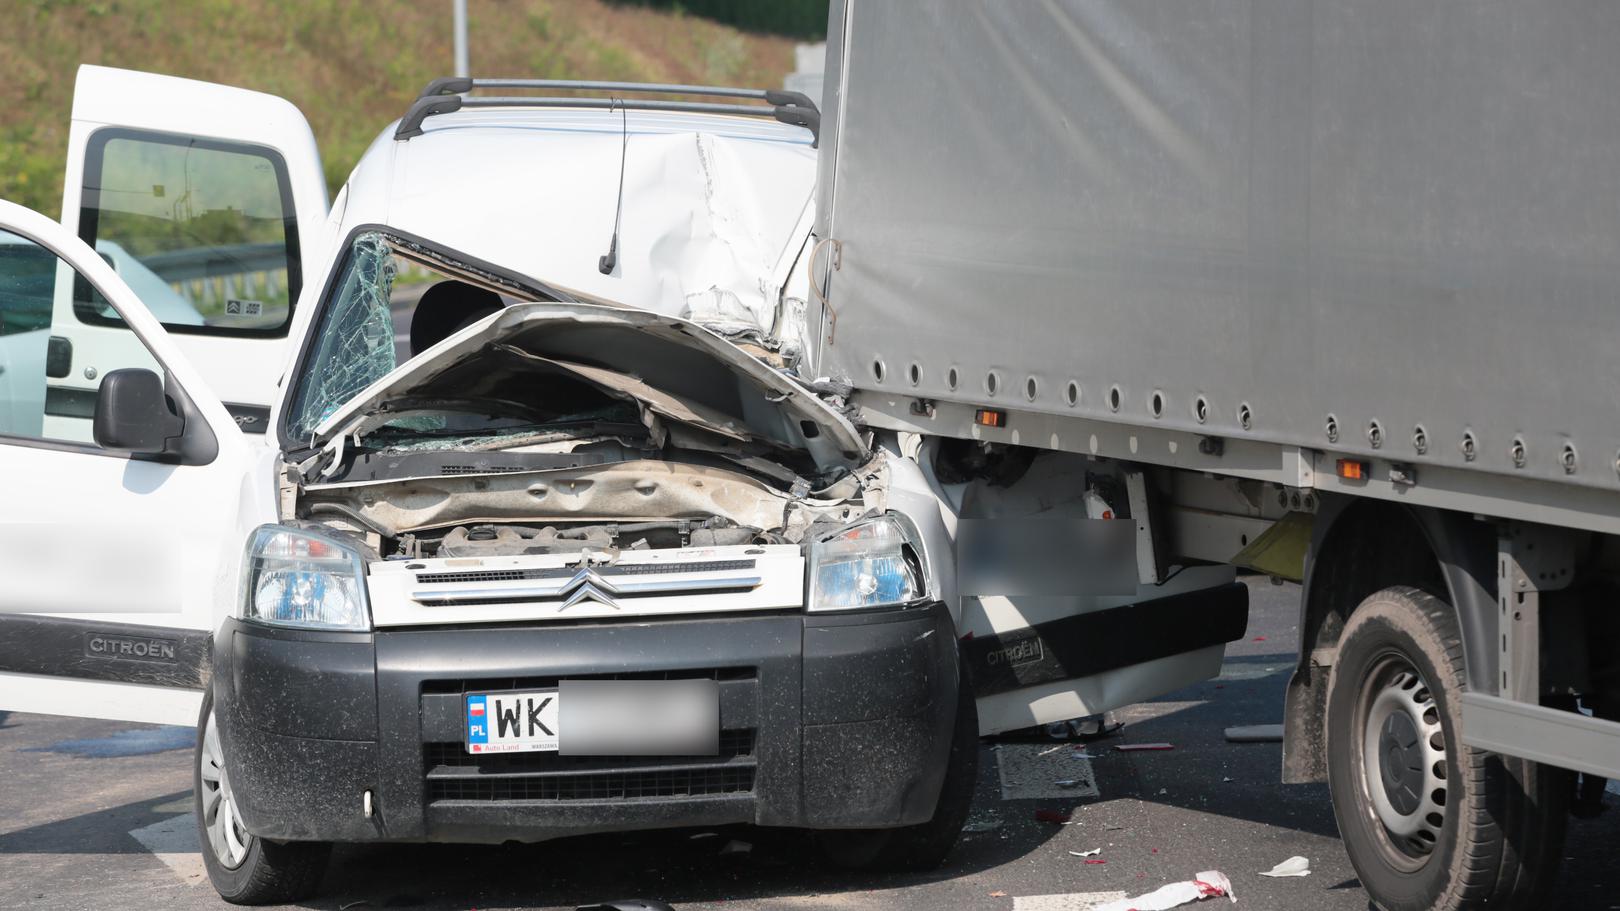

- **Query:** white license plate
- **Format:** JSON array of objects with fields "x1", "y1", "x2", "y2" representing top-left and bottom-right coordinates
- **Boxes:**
[{"x1": 465, "y1": 689, "x2": 559, "y2": 754}]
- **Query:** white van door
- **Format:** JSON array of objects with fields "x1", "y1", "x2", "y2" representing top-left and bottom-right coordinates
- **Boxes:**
[
  {"x1": 46, "y1": 65, "x2": 327, "y2": 442},
  {"x1": 0, "y1": 199, "x2": 274, "y2": 728}
]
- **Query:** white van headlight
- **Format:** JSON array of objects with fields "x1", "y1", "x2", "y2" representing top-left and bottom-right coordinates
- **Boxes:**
[
  {"x1": 240, "y1": 525, "x2": 371, "y2": 631},
  {"x1": 806, "y1": 514, "x2": 928, "y2": 612}
]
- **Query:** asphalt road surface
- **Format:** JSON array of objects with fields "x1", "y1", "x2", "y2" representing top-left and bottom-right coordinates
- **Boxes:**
[{"x1": 3, "y1": 579, "x2": 1616, "y2": 911}]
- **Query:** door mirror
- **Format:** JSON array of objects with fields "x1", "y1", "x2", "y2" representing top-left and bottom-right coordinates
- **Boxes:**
[{"x1": 92, "y1": 368, "x2": 184, "y2": 456}]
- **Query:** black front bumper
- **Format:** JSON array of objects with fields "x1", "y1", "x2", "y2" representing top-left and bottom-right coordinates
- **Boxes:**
[{"x1": 212, "y1": 603, "x2": 960, "y2": 844}]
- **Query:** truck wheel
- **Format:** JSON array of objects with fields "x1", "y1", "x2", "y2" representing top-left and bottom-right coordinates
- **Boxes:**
[
  {"x1": 194, "y1": 691, "x2": 331, "y2": 905},
  {"x1": 1325, "y1": 586, "x2": 1567, "y2": 911},
  {"x1": 819, "y1": 659, "x2": 979, "y2": 872}
]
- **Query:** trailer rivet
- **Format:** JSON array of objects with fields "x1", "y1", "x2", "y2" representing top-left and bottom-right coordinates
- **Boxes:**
[
  {"x1": 1412, "y1": 425, "x2": 1428, "y2": 455},
  {"x1": 1511, "y1": 437, "x2": 1527, "y2": 468},
  {"x1": 1561, "y1": 443, "x2": 1577, "y2": 474},
  {"x1": 1461, "y1": 431, "x2": 1478, "y2": 461},
  {"x1": 1367, "y1": 420, "x2": 1384, "y2": 449},
  {"x1": 1194, "y1": 395, "x2": 1209, "y2": 423},
  {"x1": 1324, "y1": 415, "x2": 1339, "y2": 443},
  {"x1": 1238, "y1": 402, "x2": 1253, "y2": 430}
]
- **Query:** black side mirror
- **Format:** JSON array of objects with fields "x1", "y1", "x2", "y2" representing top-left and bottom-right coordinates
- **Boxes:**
[{"x1": 93, "y1": 368, "x2": 185, "y2": 457}]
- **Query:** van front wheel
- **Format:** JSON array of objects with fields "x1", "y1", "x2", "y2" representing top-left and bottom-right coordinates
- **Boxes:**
[
  {"x1": 818, "y1": 659, "x2": 979, "y2": 872},
  {"x1": 194, "y1": 691, "x2": 331, "y2": 905}
]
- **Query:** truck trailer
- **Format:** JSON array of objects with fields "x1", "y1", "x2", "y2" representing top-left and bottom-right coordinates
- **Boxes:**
[{"x1": 805, "y1": 3, "x2": 1620, "y2": 909}]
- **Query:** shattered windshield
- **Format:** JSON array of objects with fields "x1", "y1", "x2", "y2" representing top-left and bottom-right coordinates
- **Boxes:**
[
  {"x1": 285, "y1": 233, "x2": 397, "y2": 441},
  {"x1": 284, "y1": 231, "x2": 537, "y2": 443}
]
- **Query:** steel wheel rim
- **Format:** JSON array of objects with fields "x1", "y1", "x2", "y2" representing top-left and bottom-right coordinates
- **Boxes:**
[
  {"x1": 1354, "y1": 652, "x2": 1449, "y2": 870},
  {"x1": 199, "y1": 709, "x2": 252, "y2": 870}
]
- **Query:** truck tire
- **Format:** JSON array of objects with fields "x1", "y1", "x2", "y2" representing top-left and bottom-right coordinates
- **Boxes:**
[
  {"x1": 1325, "y1": 586, "x2": 1568, "y2": 911},
  {"x1": 819, "y1": 659, "x2": 979, "y2": 872},
  {"x1": 194, "y1": 691, "x2": 331, "y2": 905}
]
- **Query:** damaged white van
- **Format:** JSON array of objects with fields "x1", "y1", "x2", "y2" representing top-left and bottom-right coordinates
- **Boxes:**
[{"x1": 0, "y1": 67, "x2": 1247, "y2": 904}]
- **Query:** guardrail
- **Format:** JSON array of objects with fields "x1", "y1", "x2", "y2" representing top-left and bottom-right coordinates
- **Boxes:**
[{"x1": 139, "y1": 243, "x2": 289, "y2": 311}]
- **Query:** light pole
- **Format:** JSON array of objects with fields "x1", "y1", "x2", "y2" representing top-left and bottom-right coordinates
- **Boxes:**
[{"x1": 453, "y1": 0, "x2": 469, "y2": 78}]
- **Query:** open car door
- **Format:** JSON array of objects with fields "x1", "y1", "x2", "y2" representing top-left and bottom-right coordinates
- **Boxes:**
[
  {"x1": 47, "y1": 65, "x2": 327, "y2": 442},
  {"x1": 0, "y1": 200, "x2": 271, "y2": 726}
]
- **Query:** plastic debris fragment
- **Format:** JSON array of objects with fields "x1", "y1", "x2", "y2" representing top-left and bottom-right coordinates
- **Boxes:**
[
  {"x1": 1224, "y1": 724, "x2": 1285, "y2": 743},
  {"x1": 1116, "y1": 743, "x2": 1175, "y2": 751},
  {"x1": 719, "y1": 839, "x2": 751, "y2": 856},
  {"x1": 963, "y1": 815, "x2": 1003, "y2": 833},
  {"x1": 1056, "y1": 778, "x2": 1087, "y2": 789},
  {"x1": 1085, "y1": 859, "x2": 1108, "y2": 865},
  {"x1": 1090, "y1": 871, "x2": 1237, "y2": 911},
  {"x1": 1070, "y1": 848, "x2": 1102, "y2": 857},
  {"x1": 1258, "y1": 856, "x2": 1311, "y2": 877}
]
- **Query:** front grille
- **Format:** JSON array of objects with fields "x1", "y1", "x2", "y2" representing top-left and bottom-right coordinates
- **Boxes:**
[
  {"x1": 424, "y1": 730, "x2": 757, "y2": 803},
  {"x1": 416, "y1": 559, "x2": 757, "y2": 586}
]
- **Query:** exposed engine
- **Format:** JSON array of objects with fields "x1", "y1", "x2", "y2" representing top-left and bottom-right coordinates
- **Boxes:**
[{"x1": 412, "y1": 517, "x2": 767, "y2": 559}]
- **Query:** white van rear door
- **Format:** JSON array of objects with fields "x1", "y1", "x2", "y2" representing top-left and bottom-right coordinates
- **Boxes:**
[{"x1": 49, "y1": 65, "x2": 327, "y2": 440}]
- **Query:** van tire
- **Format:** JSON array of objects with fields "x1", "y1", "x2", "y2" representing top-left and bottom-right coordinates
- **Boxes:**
[
  {"x1": 1325, "y1": 586, "x2": 1568, "y2": 911},
  {"x1": 818, "y1": 657, "x2": 978, "y2": 872},
  {"x1": 194, "y1": 691, "x2": 331, "y2": 905}
]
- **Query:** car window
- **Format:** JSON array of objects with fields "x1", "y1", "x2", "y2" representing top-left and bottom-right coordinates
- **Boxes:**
[
  {"x1": 0, "y1": 228, "x2": 162, "y2": 446},
  {"x1": 76, "y1": 129, "x2": 299, "y2": 337}
]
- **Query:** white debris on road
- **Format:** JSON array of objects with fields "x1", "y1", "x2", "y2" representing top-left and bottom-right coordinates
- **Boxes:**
[
  {"x1": 1259, "y1": 856, "x2": 1312, "y2": 877},
  {"x1": 1013, "y1": 892, "x2": 1129, "y2": 910},
  {"x1": 1090, "y1": 871, "x2": 1237, "y2": 911}
]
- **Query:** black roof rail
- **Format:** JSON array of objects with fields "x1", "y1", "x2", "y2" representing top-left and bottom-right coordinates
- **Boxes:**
[{"x1": 394, "y1": 78, "x2": 820, "y2": 146}]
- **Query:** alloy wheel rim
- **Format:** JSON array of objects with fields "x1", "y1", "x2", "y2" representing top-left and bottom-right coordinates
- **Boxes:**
[{"x1": 199, "y1": 710, "x2": 252, "y2": 869}]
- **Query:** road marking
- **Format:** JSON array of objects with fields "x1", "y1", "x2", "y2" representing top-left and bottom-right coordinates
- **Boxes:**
[
  {"x1": 996, "y1": 743, "x2": 1101, "y2": 799},
  {"x1": 1013, "y1": 891, "x2": 1128, "y2": 910},
  {"x1": 1217, "y1": 662, "x2": 1291, "y2": 681},
  {"x1": 128, "y1": 814, "x2": 206, "y2": 885}
]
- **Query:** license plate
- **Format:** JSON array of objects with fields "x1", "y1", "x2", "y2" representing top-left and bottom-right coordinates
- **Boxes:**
[{"x1": 465, "y1": 689, "x2": 559, "y2": 754}]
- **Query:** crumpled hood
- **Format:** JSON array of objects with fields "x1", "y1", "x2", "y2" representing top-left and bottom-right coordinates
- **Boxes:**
[{"x1": 313, "y1": 302, "x2": 866, "y2": 475}]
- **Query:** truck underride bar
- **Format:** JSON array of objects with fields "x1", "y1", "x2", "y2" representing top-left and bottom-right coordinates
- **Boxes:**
[{"x1": 394, "y1": 78, "x2": 820, "y2": 146}]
